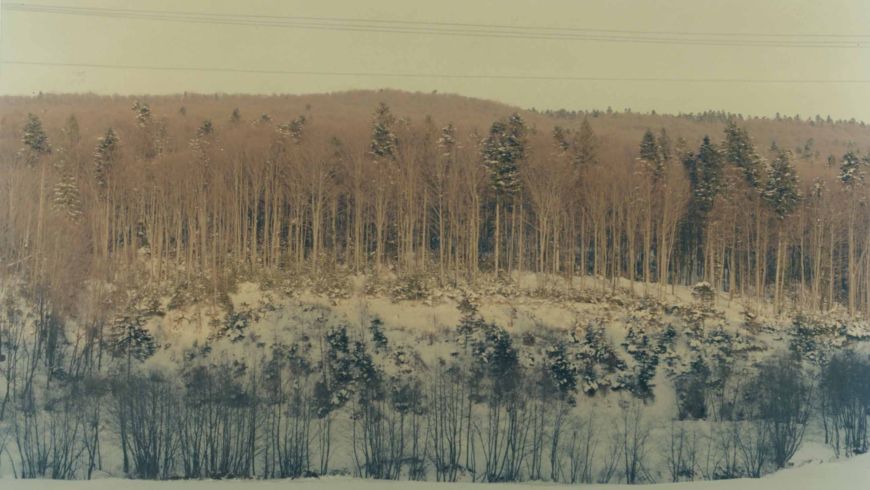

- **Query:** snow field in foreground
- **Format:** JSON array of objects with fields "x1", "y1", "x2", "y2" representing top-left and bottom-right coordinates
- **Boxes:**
[{"x1": 1, "y1": 452, "x2": 868, "y2": 490}]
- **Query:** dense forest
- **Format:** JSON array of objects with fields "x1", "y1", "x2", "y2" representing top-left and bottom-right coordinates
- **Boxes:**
[
  {"x1": 1, "y1": 90, "x2": 869, "y2": 316},
  {"x1": 1, "y1": 91, "x2": 870, "y2": 484}
]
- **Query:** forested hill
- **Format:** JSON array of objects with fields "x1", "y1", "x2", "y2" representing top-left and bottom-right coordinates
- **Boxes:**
[
  {"x1": 1, "y1": 90, "x2": 869, "y2": 317},
  {"x1": 1, "y1": 89, "x2": 870, "y2": 484}
]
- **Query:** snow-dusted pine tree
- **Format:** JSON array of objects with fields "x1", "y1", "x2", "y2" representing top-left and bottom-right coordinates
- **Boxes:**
[
  {"x1": 639, "y1": 128, "x2": 663, "y2": 177},
  {"x1": 688, "y1": 135, "x2": 724, "y2": 216},
  {"x1": 764, "y1": 147, "x2": 801, "y2": 310},
  {"x1": 132, "y1": 101, "x2": 152, "y2": 128},
  {"x1": 764, "y1": 148, "x2": 800, "y2": 219},
  {"x1": 840, "y1": 151, "x2": 865, "y2": 187},
  {"x1": 482, "y1": 113, "x2": 526, "y2": 275},
  {"x1": 370, "y1": 102, "x2": 398, "y2": 161},
  {"x1": 94, "y1": 128, "x2": 120, "y2": 195},
  {"x1": 482, "y1": 114, "x2": 525, "y2": 198},
  {"x1": 552, "y1": 125, "x2": 571, "y2": 153},
  {"x1": 52, "y1": 162, "x2": 83, "y2": 222},
  {"x1": 368, "y1": 103, "x2": 399, "y2": 269},
  {"x1": 724, "y1": 120, "x2": 764, "y2": 189},
  {"x1": 839, "y1": 150, "x2": 867, "y2": 312},
  {"x1": 196, "y1": 119, "x2": 214, "y2": 138},
  {"x1": 289, "y1": 114, "x2": 307, "y2": 144},
  {"x1": 21, "y1": 113, "x2": 51, "y2": 164},
  {"x1": 573, "y1": 117, "x2": 598, "y2": 167}
]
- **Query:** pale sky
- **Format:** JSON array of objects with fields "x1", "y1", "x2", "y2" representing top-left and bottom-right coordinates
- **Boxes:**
[{"x1": 1, "y1": 0, "x2": 870, "y2": 120}]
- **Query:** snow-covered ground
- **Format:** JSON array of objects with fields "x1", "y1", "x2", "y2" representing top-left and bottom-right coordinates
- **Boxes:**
[
  {"x1": 1, "y1": 452, "x2": 868, "y2": 489},
  {"x1": 1, "y1": 273, "x2": 867, "y2": 486}
]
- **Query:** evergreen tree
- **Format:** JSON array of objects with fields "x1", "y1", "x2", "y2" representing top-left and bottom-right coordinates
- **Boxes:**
[
  {"x1": 94, "y1": 128, "x2": 120, "y2": 195},
  {"x1": 723, "y1": 121, "x2": 763, "y2": 188},
  {"x1": 313, "y1": 326, "x2": 355, "y2": 418},
  {"x1": 639, "y1": 128, "x2": 662, "y2": 176},
  {"x1": 686, "y1": 136, "x2": 724, "y2": 216},
  {"x1": 132, "y1": 101, "x2": 152, "y2": 128},
  {"x1": 681, "y1": 136, "x2": 724, "y2": 276},
  {"x1": 840, "y1": 151, "x2": 865, "y2": 187},
  {"x1": 544, "y1": 342, "x2": 578, "y2": 403},
  {"x1": 52, "y1": 163, "x2": 83, "y2": 222},
  {"x1": 482, "y1": 113, "x2": 526, "y2": 275},
  {"x1": 471, "y1": 324, "x2": 520, "y2": 402},
  {"x1": 370, "y1": 102, "x2": 398, "y2": 160},
  {"x1": 111, "y1": 310, "x2": 157, "y2": 362},
  {"x1": 132, "y1": 101, "x2": 167, "y2": 159},
  {"x1": 482, "y1": 113, "x2": 525, "y2": 198},
  {"x1": 436, "y1": 123, "x2": 458, "y2": 184},
  {"x1": 289, "y1": 115, "x2": 307, "y2": 144},
  {"x1": 639, "y1": 129, "x2": 659, "y2": 162},
  {"x1": 438, "y1": 123, "x2": 457, "y2": 156},
  {"x1": 429, "y1": 114, "x2": 455, "y2": 269},
  {"x1": 573, "y1": 117, "x2": 598, "y2": 167},
  {"x1": 21, "y1": 113, "x2": 51, "y2": 164},
  {"x1": 763, "y1": 149, "x2": 800, "y2": 219},
  {"x1": 196, "y1": 119, "x2": 214, "y2": 138},
  {"x1": 552, "y1": 125, "x2": 571, "y2": 153},
  {"x1": 191, "y1": 120, "x2": 216, "y2": 176}
]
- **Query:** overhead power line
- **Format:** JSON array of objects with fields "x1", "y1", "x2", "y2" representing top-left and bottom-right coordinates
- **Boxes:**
[
  {"x1": 3, "y1": 59, "x2": 870, "y2": 84},
  {"x1": 2, "y1": 2, "x2": 868, "y2": 48},
  {"x1": 7, "y1": 1, "x2": 867, "y2": 39}
]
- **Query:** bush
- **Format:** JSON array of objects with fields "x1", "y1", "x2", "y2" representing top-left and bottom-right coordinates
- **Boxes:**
[
  {"x1": 310, "y1": 269, "x2": 352, "y2": 299},
  {"x1": 788, "y1": 313, "x2": 838, "y2": 362},
  {"x1": 691, "y1": 282, "x2": 715, "y2": 304},
  {"x1": 576, "y1": 323, "x2": 626, "y2": 395},
  {"x1": 821, "y1": 350, "x2": 870, "y2": 456},
  {"x1": 747, "y1": 354, "x2": 812, "y2": 468},
  {"x1": 390, "y1": 273, "x2": 431, "y2": 301},
  {"x1": 621, "y1": 327, "x2": 661, "y2": 401},
  {"x1": 675, "y1": 357, "x2": 710, "y2": 420}
]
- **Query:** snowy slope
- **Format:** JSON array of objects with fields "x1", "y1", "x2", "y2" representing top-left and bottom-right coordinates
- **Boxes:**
[{"x1": 1, "y1": 274, "x2": 866, "y2": 485}]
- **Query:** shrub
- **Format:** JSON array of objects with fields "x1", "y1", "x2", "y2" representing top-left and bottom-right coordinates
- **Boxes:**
[
  {"x1": 390, "y1": 273, "x2": 431, "y2": 301},
  {"x1": 820, "y1": 350, "x2": 870, "y2": 456},
  {"x1": 747, "y1": 354, "x2": 812, "y2": 468},
  {"x1": 675, "y1": 357, "x2": 710, "y2": 420},
  {"x1": 691, "y1": 282, "x2": 715, "y2": 304}
]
